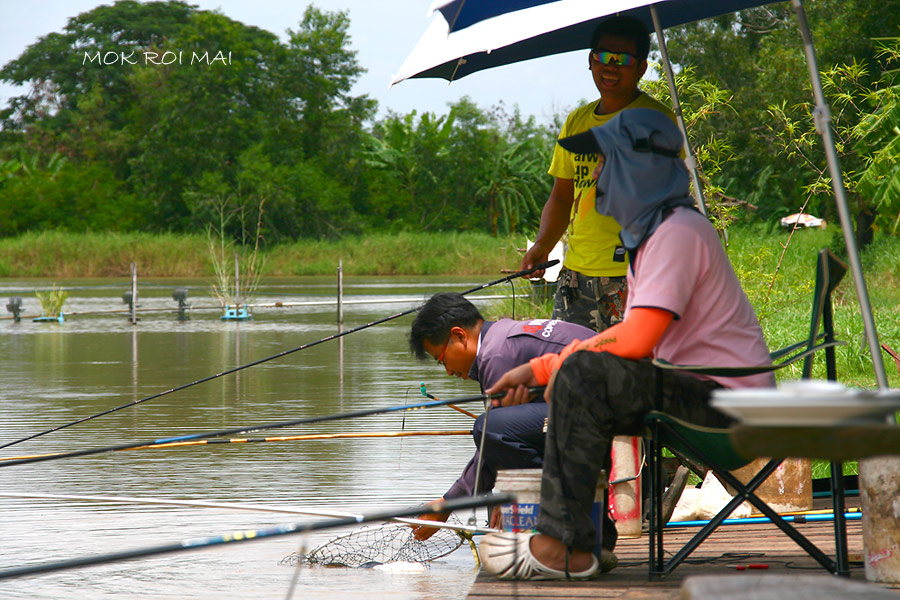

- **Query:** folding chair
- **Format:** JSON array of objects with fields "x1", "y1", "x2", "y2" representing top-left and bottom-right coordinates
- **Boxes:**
[{"x1": 646, "y1": 248, "x2": 850, "y2": 580}]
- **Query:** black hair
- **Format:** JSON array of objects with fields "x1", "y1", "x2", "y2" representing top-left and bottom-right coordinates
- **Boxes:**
[
  {"x1": 590, "y1": 16, "x2": 651, "y2": 61},
  {"x1": 409, "y1": 292, "x2": 484, "y2": 360}
]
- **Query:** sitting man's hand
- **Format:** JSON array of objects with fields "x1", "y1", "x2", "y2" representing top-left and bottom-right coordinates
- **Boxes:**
[{"x1": 485, "y1": 363, "x2": 538, "y2": 407}]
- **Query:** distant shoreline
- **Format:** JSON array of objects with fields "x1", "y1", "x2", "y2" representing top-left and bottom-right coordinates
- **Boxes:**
[{"x1": 0, "y1": 231, "x2": 524, "y2": 278}]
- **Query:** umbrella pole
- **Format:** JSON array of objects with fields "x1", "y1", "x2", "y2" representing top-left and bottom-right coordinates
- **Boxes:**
[
  {"x1": 791, "y1": 0, "x2": 888, "y2": 390},
  {"x1": 650, "y1": 4, "x2": 708, "y2": 217}
]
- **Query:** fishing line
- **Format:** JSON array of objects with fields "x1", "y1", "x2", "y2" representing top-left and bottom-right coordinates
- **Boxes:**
[
  {"x1": 420, "y1": 384, "x2": 490, "y2": 527},
  {"x1": 0, "y1": 492, "x2": 512, "y2": 581},
  {"x1": 0, "y1": 260, "x2": 559, "y2": 451},
  {"x1": 0, "y1": 390, "x2": 542, "y2": 469},
  {"x1": 469, "y1": 401, "x2": 493, "y2": 528}
]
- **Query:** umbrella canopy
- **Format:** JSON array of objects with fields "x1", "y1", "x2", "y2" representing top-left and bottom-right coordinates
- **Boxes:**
[
  {"x1": 399, "y1": 0, "x2": 777, "y2": 83},
  {"x1": 431, "y1": 0, "x2": 551, "y2": 32},
  {"x1": 432, "y1": 0, "x2": 777, "y2": 33}
]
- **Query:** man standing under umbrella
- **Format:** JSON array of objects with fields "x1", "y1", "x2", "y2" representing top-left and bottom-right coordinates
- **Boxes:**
[{"x1": 520, "y1": 16, "x2": 675, "y2": 333}]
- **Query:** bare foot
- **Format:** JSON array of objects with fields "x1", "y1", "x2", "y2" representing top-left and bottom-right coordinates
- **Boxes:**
[{"x1": 528, "y1": 534, "x2": 595, "y2": 573}]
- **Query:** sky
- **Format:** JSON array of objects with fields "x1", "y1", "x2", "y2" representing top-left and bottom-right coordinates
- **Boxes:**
[{"x1": 0, "y1": 0, "x2": 601, "y2": 125}]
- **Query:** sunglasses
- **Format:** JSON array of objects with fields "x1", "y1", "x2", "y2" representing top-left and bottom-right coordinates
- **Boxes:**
[
  {"x1": 436, "y1": 337, "x2": 451, "y2": 367},
  {"x1": 591, "y1": 50, "x2": 638, "y2": 67}
]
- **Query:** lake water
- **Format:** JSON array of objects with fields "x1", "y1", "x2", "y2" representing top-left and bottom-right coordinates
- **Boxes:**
[{"x1": 0, "y1": 276, "x2": 511, "y2": 599}]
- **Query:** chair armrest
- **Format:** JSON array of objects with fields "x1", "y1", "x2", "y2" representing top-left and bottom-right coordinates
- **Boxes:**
[{"x1": 652, "y1": 340, "x2": 847, "y2": 377}]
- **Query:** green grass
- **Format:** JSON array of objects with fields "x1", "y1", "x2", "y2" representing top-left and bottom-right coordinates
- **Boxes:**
[
  {"x1": 0, "y1": 230, "x2": 211, "y2": 277},
  {"x1": 0, "y1": 230, "x2": 524, "y2": 277},
  {"x1": 726, "y1": 224, "x2": 900, "y2": 390},
  {"x1": 266, "y1": 231, "x2": 522, "y2": 276}
]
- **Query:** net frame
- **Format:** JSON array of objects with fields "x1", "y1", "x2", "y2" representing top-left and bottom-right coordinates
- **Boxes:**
[{"x1": 281, "y1": 517, "x2": 467, "y2": 568}]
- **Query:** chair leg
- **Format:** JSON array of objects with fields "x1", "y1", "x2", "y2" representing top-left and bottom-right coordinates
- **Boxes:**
[
  {"x1": 648, "y1": 421, "x2": 664, "y2": 579},
  {"x1": 654, "y1": 422, "x2": 842, "y2": 576},
  {"x1": 831, "y1": 461, "x2": 850, "y2": 576}
]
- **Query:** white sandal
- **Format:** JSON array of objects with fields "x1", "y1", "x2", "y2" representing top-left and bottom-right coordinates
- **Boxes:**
[{"x1": 479, "y1": 532, "x2": 599, "y2": 580}]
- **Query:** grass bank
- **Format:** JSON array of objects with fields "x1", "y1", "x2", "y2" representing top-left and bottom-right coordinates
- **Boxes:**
[
  {"x1": 0, "y1": 231, "x2": 211, "y2": 277},
  {"x1": 0, "y1": 230, "x2": 523, "y2": 278},
  {"x1": 266, "y1": 231, "x2": 522, "y2": 276}
]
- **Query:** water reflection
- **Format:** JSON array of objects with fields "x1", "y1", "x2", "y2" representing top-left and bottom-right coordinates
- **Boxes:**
[{"x1": 0, "y1": 276, "x2": 504, "y2": 599}]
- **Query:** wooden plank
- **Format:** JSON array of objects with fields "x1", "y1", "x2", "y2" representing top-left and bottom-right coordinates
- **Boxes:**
[
  {"x1": 730, "y1": 425, "x2": 900, "y2": 461},
  {"x1": 466, "y1": 518, "x2": 897, "y2": 600},
  {"x1": 683, "y1": 574, "x2": 900, "y2": 599}
]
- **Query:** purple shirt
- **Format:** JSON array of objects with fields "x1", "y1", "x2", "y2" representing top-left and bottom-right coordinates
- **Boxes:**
[
  {"x1": 444, "y1": 318, "x2": 595, "y2": 500},
  {"x1": 469, "y1": 318, "x2": 597, "y2": 393}
]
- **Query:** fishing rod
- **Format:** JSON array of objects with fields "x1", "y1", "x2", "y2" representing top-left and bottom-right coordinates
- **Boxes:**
[
  {"x1": 668, "y1": 511, "x2": 862, "y2": 529},
  {"x1": 0, "y1": 430, "x2": 472, "y2": 462},
  {"x1": 0, "y1": 260, "x2": 558, "y2": 451},
  {"x1": 420, "y1": 383, "x2": 479, "y2": 418},
  {"x1": 0, "y1": 492, "x2": 499, "y2": 535},
  {"x1": 0, "y1": 492, "x2": 512, "y2": 581},
  {"x1": 0, "y1": 389, "x2": 542, "y2": 469}
]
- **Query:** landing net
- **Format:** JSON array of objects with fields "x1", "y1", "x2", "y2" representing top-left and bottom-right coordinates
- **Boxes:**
[{"x1": 281, "y1": 517, "x2": 466, "y2": 568}]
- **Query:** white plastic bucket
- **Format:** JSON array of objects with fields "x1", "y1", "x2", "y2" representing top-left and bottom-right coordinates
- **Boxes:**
[
  {"x1": 495, "y1": 468, "x2": 608, "y2": 557},
  {"x1": 609, "y1": 435, "x2": 643, "y2": 538}
]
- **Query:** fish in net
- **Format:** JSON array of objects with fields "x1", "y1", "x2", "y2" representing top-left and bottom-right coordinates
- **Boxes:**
[{"x1": 280, "y1": 516, "x2": 470, "y2": 568}]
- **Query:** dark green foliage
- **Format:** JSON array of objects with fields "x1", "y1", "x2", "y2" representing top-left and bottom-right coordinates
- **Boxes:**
[
  {"x1": 0, "y1": 2, "x2": 553, "y2": 242},
  {"x1": 5, "y1": 0, "x2": 895, "y2": 245},
  {"x1": 662, "y1": 1, "x2": 900, "y2": 239}
]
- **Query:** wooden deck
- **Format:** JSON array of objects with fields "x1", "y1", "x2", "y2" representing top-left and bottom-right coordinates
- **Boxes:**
[{"x1": 467, "y1": 507, "x2": 900, "y2": 599}]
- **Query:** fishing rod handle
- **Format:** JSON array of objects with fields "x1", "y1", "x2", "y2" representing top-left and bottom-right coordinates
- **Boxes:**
[{"x1": 485, "y1": 386, "x2": 545, "y2": 399}]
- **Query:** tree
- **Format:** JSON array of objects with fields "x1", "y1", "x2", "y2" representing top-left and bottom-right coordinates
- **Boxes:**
[
  {"x1": 0, "y1": 0, "x2": 197, "y2": 160},
  {"x1": 662, "y1": 0, "x2": 900, "y2": 231},
  {"x1": 283, "y1": 7, "x2": 375, "y2": 159},
  {"x1": 475, "y1": 141, "x2": 544, "y2": 235},
  {"x1": 0, "y1": 2, "x2": 374, "y2": 238},
  {"x1": 364, "y1": 110, "x2": 456, "y2": 230},
  {"x1": 124, "y1": 10, "x2": 292, "y2": 228}
]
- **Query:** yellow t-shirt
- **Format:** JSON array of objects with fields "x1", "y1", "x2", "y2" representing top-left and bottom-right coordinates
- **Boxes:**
[{"x1": 549, "y1": 92, "x2": 677, "y2": 277}]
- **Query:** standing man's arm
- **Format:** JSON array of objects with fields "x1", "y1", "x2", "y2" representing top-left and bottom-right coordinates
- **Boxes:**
[{"x1": 520, "y1": 177, "x2": 575, "y2": 276}]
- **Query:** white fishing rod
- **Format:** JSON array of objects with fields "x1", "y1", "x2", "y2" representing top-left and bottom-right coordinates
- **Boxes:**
[{"x1": 0, "y1": 492, "x2": 498, "y2": 535}]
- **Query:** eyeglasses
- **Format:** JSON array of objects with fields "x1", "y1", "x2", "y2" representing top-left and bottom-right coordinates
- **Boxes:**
[
  {"x1": 591, "y1": 50, "x2": 638, "y2": 67},
  {"x1": 436, "y1": 337, "x2": 451, "y2": 367}
]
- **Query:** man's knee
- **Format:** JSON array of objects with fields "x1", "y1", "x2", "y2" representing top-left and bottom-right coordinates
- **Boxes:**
[{"x1": 472, "y1": 412, "x2": 487, "y2": 442}]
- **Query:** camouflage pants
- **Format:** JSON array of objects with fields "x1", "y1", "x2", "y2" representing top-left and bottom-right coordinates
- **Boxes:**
[
  {"x1": 536, "y1": 351, "x2": 732, "y2": 552},
  {"x1": 551, "y1": 268, "x2": 626, "y2": 333}
]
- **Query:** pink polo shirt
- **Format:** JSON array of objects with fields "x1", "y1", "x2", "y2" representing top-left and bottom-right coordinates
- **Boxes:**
[
  {"x1": 530, "y1": 207, "x2": 774, "y2": 389},
  {"x1": 626, "y1": 207, "x2": 774, "y2": 389}
]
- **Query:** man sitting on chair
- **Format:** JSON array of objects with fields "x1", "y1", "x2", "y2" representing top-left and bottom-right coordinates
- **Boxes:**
[{"x1": 480, "y1": 109, "x2": 775, "y2": 580}]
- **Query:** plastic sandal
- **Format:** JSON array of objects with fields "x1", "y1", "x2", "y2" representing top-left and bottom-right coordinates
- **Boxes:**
[{"x1": 479, "y1": 531, "x2": 599, "y2": 580}]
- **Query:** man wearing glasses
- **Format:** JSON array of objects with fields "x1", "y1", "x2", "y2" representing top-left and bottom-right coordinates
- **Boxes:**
[
  {"x1": 406, "y1": 292, "x2": 616, "y2": 570},
  {"x1": 520, "y1": 16, "x2": 676, "y2": 334}
]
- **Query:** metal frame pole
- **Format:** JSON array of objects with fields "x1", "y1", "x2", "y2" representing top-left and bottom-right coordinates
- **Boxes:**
[
  {"x1": 130, "y1": 262, "x2": 138, "y2": 325},
  {"x1": 650, "y1": 4, "x2": 707, "y2": 216},
  {"x1": 791, "y1": 0, "x2": 887, "y2": 389}
]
